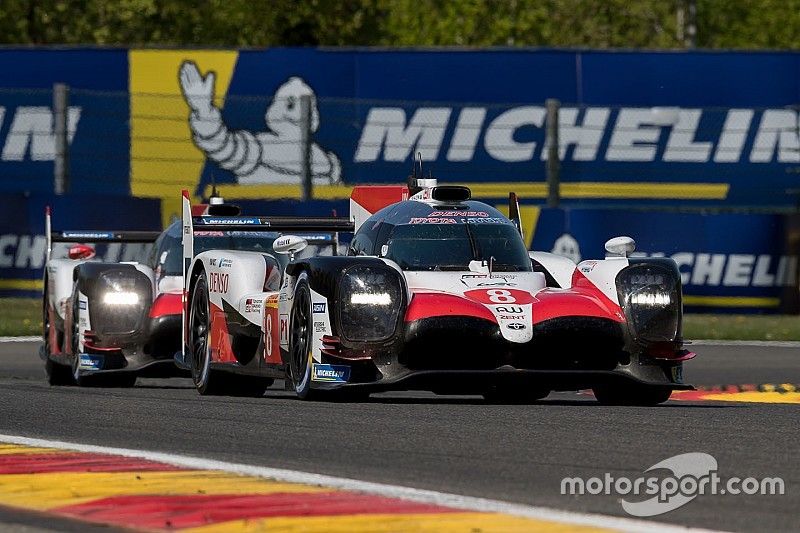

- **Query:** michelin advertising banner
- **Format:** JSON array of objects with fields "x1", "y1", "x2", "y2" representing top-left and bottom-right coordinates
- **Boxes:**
[{"x1": 3, "y1": 48, "x2": 800, "y2": 214}]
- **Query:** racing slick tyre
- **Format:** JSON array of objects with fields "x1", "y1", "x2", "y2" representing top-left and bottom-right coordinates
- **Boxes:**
[
  {"x1": 482, "y1": 386, "x2": 550, "y2": 404},
  {"x1": 592, "y1": 384, "x2": 673, "y2": 406},
  {"x1": 288, "y1": 274, "x2": 323, "y2": 401},
  {"x1": 189, "y1": 271, "x2": 232, "y2": 396}
]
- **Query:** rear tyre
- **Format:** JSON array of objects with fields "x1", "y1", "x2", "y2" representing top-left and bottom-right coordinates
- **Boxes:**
[
  {"x1": 288, "y1": 275, "x2": 320, "y2": 400},
  {"x1": 189, "y1": 271, "x2": 229, "y2": 395},
  {"x1": 483, "y1": 386, "x2": 550, "y2": 404},
  {"x1": 45, "y1": 357, "x2": 73, "y2": 386},
  {"x1": 592, "y1": 384, "x2": 672, "y2": 406}
]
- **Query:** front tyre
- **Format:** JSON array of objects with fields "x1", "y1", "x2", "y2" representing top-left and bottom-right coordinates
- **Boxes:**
[
  {"x1": 288, "y1": 274, "x2": 318, "y2": 400},
  {"x1": 592, "y1": 384, "x2": 672, "y2": 406},
  {"x1": 189, "y1": 271, "x2": 228, "y2": 395}
]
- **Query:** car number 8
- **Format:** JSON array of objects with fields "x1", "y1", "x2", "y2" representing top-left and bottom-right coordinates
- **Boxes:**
[{"x1": 487, "y1": 289, "x2": 515, "y2": 303}]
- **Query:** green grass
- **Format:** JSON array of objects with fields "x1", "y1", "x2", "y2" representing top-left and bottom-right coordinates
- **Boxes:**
[
  {"x1": 0, "y1": 298, "x2": 799, "y2": 341},
  {"x1": 682, "y1": 314, "x2": 800, "y2": 341},
  {"x1": 0, "y1": 298, "x2": 41, "y2": 336}
]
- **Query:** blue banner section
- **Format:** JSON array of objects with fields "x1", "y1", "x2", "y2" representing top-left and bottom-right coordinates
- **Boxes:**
[
  {"x1": 2, "y1": 48, "x2": 800, "y2": 206},
  {"x1": 0, "y1": 194, "x2": 161, "y2": 297},
  {"x1": 530, "y1": 208, "x2": 800, "y2": 312},
  {"x1": 0, "y1": 48, "x2": 129, "y2": 196}
]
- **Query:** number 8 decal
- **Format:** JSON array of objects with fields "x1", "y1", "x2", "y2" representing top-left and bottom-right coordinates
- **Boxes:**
[{"x1": 487, "y1": 289, "x2": 515, "y2": 303}]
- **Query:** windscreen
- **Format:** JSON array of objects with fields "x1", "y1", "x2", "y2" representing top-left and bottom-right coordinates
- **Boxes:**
[{"x1": 384, "y1": 223, "x2": 531, "y2": 272}]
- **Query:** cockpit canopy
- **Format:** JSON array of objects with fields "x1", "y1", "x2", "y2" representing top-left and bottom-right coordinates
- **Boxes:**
[{"x1": 349, "y1": 200, "x2": 532, "y2": 272}]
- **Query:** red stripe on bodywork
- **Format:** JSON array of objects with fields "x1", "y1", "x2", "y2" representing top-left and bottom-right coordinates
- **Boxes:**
[
  {"x1": 405, "y1": 292, "x2": 497, "y2": 323},
  {"x1": 210, "y1": 300, "x2": 236, "y2": 363},
  {"x1": 149, "y1": 292, "x2": 182, "y2": 318},
  {"x1": 54, "y1": 492, "x2": 456, "y2": 530},
  {"x1": 0, "y1": 453, "x2": 180, "y2": 474},
  {"x1": 532, "y1": 272, "x2": 624, "y2": 324}
]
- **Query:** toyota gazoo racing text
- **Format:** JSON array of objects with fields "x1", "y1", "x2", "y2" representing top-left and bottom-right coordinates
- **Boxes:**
[{"x1": 181, "y1": 178, "x2": 694, "y2": 404}]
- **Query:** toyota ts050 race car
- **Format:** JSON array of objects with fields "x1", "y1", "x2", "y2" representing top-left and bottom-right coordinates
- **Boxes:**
[
  {"x1": 41, "y1": 197, "x2": 311, "y2": 387},
  {"x1": 181, "y1": 180, "x2": 694, "y2": 404}
]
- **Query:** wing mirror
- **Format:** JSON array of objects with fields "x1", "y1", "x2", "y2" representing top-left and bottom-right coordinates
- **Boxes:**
[
  {"x1": 273, "y1": 235, "x2": 308, "y2": 261},
  {"x1": 68, "y1": 244, "x2": 96, "y2": 260},
  {"x1": 604, "y1": 236, "x2": 636, "y2": 258}
]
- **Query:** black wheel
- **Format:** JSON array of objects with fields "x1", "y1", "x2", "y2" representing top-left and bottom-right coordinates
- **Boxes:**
[
  {"x1": 189, "y1": 271, "x2": 229, "y2": 395},
  {"x1": 483, "y1": 386, "x2": 550, "y2": 404},
  {"x1": 42, "y1": 289, "x2": 72, "y2": 386},
  {"x1": 592, "y1": 384, "x2": 672, "y2": 406},
  {"x1": 288, "y1": 274, "x2": 318, "y2": 400},
  {"x1": 45, "y1": 357, "x2": 73, "y2": 386}
]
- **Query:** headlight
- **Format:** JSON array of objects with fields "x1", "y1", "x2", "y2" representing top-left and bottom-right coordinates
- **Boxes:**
[
  {"x1": 617, "y1": 264, "x2": 681, "y2": 343},
  {"x1": 338, "y1": 266, "x2": 404, "y2": 342},
  {"x1": 103, "y1": 291, "x2": 140, "y2": 305},
  {"x1": 94, "y1": 269, "x2": 151, "y2": 335}
]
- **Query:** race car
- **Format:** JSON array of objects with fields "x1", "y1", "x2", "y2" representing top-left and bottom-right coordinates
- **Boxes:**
[
  {"x1": 41, "y1": 196, "x2": 294, "y2": 387},
  {"x1": 181, "y1": 179, "x2": 694, "y2": 404}
]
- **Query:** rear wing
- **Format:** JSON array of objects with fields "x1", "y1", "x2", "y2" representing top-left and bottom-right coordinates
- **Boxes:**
[
  {"x1": 45, "y1": 206, "x2": 161, "y2": 263},
  {"x1": 180, "y1": 189, "x2": 354, "y2": 279}
]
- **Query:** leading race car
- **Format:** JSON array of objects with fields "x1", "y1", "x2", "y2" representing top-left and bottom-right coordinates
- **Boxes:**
[{"x1": 182, "y1": 179, "x2": 694, "y2": 404}]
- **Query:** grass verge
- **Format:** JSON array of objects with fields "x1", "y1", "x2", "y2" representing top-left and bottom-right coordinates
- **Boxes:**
[
  {"x1": 0, "y1": 298, "x2": 40, "y2": 336},
  {"x1": 0, "y1": 298, "x2": 798, "y2": 341}
]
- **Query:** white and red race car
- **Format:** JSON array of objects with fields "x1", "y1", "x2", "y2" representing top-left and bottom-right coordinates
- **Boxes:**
[{"x1": 181, "y1": 179, "x2": 694, "y2": 404}]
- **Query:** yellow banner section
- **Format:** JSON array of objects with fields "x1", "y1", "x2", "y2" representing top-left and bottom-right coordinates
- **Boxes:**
[{"x1": 130, "y1": 50, "x2": 238, "y2": 227}]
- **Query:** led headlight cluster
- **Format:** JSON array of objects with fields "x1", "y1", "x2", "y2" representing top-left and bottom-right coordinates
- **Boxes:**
[
  {"x1": 338, "y1": 266, "x2": 403, "y2": 342},
  {"x1": 95, "y1": 269, "x2": 151, "y2": 336},
  {"x1": 617, "y1": 264, "x2": 681, "y2": 343}
]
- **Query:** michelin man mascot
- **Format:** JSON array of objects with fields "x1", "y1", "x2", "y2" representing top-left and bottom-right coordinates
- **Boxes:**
[{"x1": 179, "y1": 61, "x2": 341, "y2": 185}]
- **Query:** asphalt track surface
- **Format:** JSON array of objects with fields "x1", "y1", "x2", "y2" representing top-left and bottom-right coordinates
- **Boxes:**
[{"x1": 0, "y1": 340, "x2": 797, "y2": 532}]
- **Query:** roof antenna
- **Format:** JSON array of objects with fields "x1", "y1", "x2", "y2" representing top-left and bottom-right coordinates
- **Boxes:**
[{"x1": 209, "y1": 174, "x2": 223, "y2": 205}]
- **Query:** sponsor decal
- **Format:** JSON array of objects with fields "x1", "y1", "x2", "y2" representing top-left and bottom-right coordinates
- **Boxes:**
[
  {"x1": 78, "y1": 300, "x2": 87, "y2": 310},
  {"x1": 499, "y1": 314, "x2": 525, "y2": 320},
  {"x1": 244, "y1": 298, "x2": 263, "y2": 313},
  {"x1": 429, "y1": 211, "x2": 489, "y2": 217},
  {"x1": 409, "y1": 217, "x2": 456, "y2": 224},
  {"x1": 209, "y1": 258, "x2": 216, "y2": 266},
  {"x1": 311, "y1": 363, "x2": 351, "y2": 383},
  {"x1": 494, "y1": 306, "x2": 524, "y2": 313},
  {"x1": 193, "y1": 231, "x2": 225, "y2": 236},
  {"x1": 314, "y1": 321, "x2": 326, "y2": 333},
  {"x1": 461, "y1": 274, "x2": 518, "y2": 288},
  {"x1": 279, "y1": 314, "x2": 289, "y2": 347},
  {"x1": 61, "y1": 231, "x2": 114, "y2": 239},
  {"x1": 199, "y1": 217, "x2": 263, "y2": 225},
  {"x1": 639, "y1": 252, "x2": 798, "y2": 288},
  {"x1": 312, "y1": 302, "x2": 326, "y2": 313},
  {"x1": 218, "y1": 258, "x2": 232, "y2": 268},
  {"x1": 208, "y1": 272, "x2": 229, "y2": 293},
  {"x1": 266, "y1": 294, "x2": 280, "y2": 308},
  {"x1": 506, "y1": 322, "x2": 526, "y2": 330},
  {"x1": 78, "y1": 354, "x2": 102, "y2": 370}
]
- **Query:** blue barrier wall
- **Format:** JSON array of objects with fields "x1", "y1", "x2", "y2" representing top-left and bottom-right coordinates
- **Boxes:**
[
  {"x1": 1, "y1": 48, "x2": 800, "y2": 207},
  {"x1": 0, "y1": 194, "x2": 161, "y2": 297}
]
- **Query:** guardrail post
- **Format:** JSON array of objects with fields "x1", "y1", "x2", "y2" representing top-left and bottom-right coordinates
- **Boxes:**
[
  {"x1": 545, "y1": 98, "x2": 561, "y2": 208},
  {"x1": 300, "y1": 94, "x2": 313, "y2": 201},
  {"x1": 53, "y1": 83, "x2": 70, "y2": 195}
]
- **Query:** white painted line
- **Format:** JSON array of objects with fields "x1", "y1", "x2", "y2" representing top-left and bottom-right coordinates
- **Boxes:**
[
  {"x1": 690, "y1": 340, "x2": 800, "y2": 348},
  {"x1": 0, "y1": 336, "x2": 40, "y2": 343},
  {"x1": 0, "y1": 433, "x2": 725, "y2": 533}
]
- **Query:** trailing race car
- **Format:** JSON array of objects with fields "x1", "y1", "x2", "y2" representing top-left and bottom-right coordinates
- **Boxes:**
[
  {"x1": 182, "y1": 179, "x2": 694, "y2": 404},
  {"x1": 41, "y1": 196, "x2": 302, "y2": 387}
]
